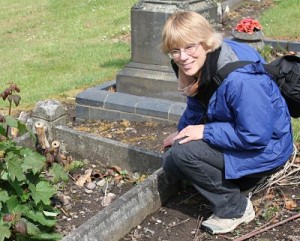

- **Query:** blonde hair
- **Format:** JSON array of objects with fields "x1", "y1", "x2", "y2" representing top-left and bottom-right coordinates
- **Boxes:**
[{"x1": 161, "y1": 11, "x2": 223, "y2": 54}]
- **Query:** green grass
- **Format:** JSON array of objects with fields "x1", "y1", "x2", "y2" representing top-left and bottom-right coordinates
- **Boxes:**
[
  {"x1": 0, "y1": 0, "x2": 136, "y2": 108},
  {"x1": 259, "y1": 0, "x2": 300, "y2": 40}
]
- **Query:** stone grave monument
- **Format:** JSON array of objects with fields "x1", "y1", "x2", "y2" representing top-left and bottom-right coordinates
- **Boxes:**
[
  {"x1": 76, "y1": 0, "x2": 218, "y2": 123},
  {"x1": 117, "y1": 0, "x2": 218, "y2": 102}
]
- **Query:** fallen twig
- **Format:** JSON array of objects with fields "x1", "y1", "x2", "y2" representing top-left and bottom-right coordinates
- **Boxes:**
[
  {"x1": 234, "y1": 212, "x2": 300, "y2": 241},
  {"x1": 176, "y1": 192, "x2": 200, "y2": 205},
  {"x1": 193, "y1": 216, "x2": 203, "y2": 241},
  {"x1": 165, "y1": 218, "x2": 190, "y2": 230},
  {"x1": 59, "y1": 207, "x2": 69, "y2": 217},
  {"x1": 218, "y1": 234, "x2": 234, "y2": 240},
  {"x1": 68, "y1": 173, "x2": 76, "y2": 182}
]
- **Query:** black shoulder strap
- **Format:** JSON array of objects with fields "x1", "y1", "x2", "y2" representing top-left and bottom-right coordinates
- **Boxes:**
[
  {"x1": 213, "y1": 61, "x2": 253, "y2": 85},
  {"x1": 213, "y1": 61, "x2": 281, "y2": 86}
]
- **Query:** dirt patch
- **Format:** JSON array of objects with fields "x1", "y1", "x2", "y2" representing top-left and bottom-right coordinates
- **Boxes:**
[
  {"x1": 123, "y1": 184, "x2": 300, "y2": 241},
  {"x1": 54, "y1": 159, "x2": 142, "y2": 237},
  {"x1": 71, "y1": 119, "x2": 177, "y2": 153}
]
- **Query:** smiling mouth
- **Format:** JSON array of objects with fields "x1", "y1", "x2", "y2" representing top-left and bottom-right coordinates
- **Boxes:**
[{"x1": 182, "y1": 62, "x2": 193, "y2": 70}]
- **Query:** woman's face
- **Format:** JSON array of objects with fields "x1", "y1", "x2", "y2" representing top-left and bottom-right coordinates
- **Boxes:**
[{"x1": 171, "y1": 43, "x2": 207, "y2": 77}]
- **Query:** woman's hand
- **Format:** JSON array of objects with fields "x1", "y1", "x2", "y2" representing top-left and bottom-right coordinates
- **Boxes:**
[
  {"x1": 174, "y1": 125, "x2": 205, "y2": 144},
  {"x1": 163, "y1": 131, "x2": 179, "y2": 148}
]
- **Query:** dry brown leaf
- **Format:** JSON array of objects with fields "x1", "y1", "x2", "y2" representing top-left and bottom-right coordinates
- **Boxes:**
[
  {"x1": 110, "y1": 165, "x2": 122, "y2": 174},
  {"x1": 285, "y1": 199, "x2": 297, "y2": 210},
  {"x1": 121, "y1": 120, "x2": 130, "y2": 128},
  {"x1": 294, "y1": 157, "x2": 300, "y2": 164},
  {"x1": 103, "y1": 133, "x2": 113, "y2": 138},
  {"x1": 114, "y1": 175, "x2": 123, "y2": 181},
  {"x1": 101, "y1": 193, "x2": 116, "y2": 207},
  {"x1": 265, "y1": 193, "x2": 275, "y2": 200},
  {"x1": 75, "y1": 126, "x2": 91, "y2": 132},
  {"x1": 75, "y1": 168, "x2": 93, "y2": 187}
]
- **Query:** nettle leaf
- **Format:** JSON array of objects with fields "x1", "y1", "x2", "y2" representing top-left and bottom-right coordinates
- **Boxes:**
[
  {"x1": 49, "y1": 163, "x2": 68, "y2": 183},
  {"x1": 6, "y1": 196, "x2": 19, "y2": 213},
  {"x1": 31, "y1": 232, "x2": 63, "y2": 240},
  {"x1": 0, "y1": 224, "x2": 11, "y2": 241},
  {"x1": 4, "y1": 115, "x2": 18, "y2": 128},
  {"x1": 7, "y1": 178, "x2": 23, "y2": 197},
  {"x1": 0, "y1": 140, "x2": 16, "y2": 151},
  {"x1": 0, "y1": 190, "x2": 9, "y2": 210},
  {"x1": 17, "y1": 121, "x2": 28, "y2": 137},
  {"x1": 6, "y1": 152, "x2": 26, "y2": 182},
  {"x1": 13, "y1": 203, "x2": 29, "y2": 214},
  {"x1": 23, "y1": 220, "x2": 62, "y2": 240},
  {"x1": 0, "y1": 125, "x2": 6, "y2": 136},
  {"x1": 43, "y1": 210, "x2": 59, "y2": 217},
  {"x1": 21, "y1": 148, "x2": 45, "y2": 174},
  {"x1": 0, "y1": 190, "x2": 9, "y2": 202},
  {"x1": 29, "y1": 181, "x2": 56, "y2": 205},
  {"x1": 26, "y1": 210, "x2": 57, "y2": 227},
  {"x1": 23, "y1": 219, "x2": 41, "y2": 235},
  {"x1": 0, "y1": 169, "x2": 8, "y2": 181}
]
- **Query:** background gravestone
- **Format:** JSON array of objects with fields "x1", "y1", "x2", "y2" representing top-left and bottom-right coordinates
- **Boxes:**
[{"x1": 116, "y1": 0, "x2": 218, "y2": 102}]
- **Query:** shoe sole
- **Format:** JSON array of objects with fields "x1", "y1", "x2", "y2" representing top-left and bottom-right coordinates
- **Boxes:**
[{"x1": 202, "y1": 212, "x2": 255, "y2": 234}]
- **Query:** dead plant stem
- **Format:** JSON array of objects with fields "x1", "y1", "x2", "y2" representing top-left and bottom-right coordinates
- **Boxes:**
[
  {"x1": 193, "y1": 216, "x2": 203, "y2": 241},
  {"x1": 234, "y1": 212, "x2": 300, "y2": 241},
  {"x1": 59, "y1": 207, "x2": 69, "y2": 217},
  {"x1": 165, "y1": 218, "x2": 190, "y2": 231},
  {"x1": 176, "y1": 192, "x2": 199, "y2": 205}
]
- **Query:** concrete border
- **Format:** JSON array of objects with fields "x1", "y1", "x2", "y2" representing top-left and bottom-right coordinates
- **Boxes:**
[
  {"x1": 48, "y1": 125, "x2": 179, "y2": 241},
  {"x1": 53, "y1": 125, "x2": 163, "y2": 174},
  {"x1": 61, "y1": 168, "x2": 178, "y2": 241},
  {"x1": 75, "y1": 85, "x2": 186, "y2": 125},
  {"x1": 264, "y1": 39, "x2": 300, "y2": 52}
]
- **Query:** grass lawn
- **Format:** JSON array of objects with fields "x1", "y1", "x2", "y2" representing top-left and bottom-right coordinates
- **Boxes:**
[
  {"x1": 0, "y1": 0, "x2": 136, "y2": 109},
  {"x1": 259, "y1": 0, "x2": 300, "y2": 41},
  {"x1": 0, "y1": 0, "x2": 299, "y2": 140}
]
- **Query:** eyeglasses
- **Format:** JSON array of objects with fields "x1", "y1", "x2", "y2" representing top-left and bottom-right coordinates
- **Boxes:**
[{"x1": 168, "y1": 43, "x2": 200, "y2": 60}]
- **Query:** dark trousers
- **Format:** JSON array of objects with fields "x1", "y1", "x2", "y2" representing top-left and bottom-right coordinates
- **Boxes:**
[{"x1": 163, "y1": 139, "x2": 248, "y2": 218}]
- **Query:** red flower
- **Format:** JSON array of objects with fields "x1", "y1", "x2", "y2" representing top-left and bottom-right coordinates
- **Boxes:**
[{"x1": 235, "y1": 18, "x2": 263, "y2": 34}]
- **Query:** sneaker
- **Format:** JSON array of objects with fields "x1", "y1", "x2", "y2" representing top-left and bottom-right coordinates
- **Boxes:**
[{"x1": 201, "y1": 199, "x2": 255, "y2": 234}]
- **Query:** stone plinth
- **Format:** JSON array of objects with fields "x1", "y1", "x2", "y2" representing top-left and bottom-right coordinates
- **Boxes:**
[{"x1": 31, "y1": 100, "x2": 68, "y2": 142}]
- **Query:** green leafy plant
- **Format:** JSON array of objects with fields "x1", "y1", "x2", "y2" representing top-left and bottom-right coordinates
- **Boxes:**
[{"x1": 0, "y1": 83, "x2": 63, "y2": 241}]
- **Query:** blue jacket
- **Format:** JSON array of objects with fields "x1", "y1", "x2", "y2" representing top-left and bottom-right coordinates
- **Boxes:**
[{"x1": 178, "y1": 39, "x2": 293, "y2": 179}]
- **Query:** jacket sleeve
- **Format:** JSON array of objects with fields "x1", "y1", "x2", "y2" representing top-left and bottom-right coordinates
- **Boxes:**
[
  {"x1": 178, "y1": 97, "x2": 206, "y2": 131},
  {"x1": 203, "y1": 71, "x2": 275, "y2": 150}
]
